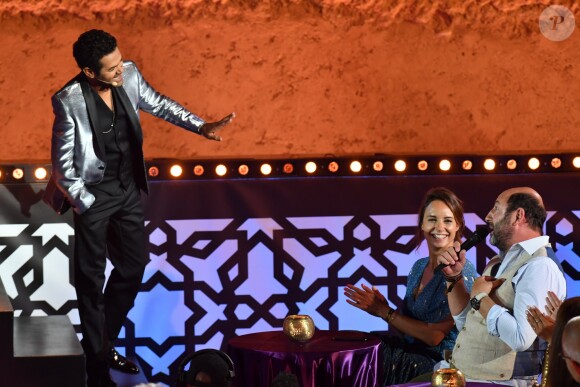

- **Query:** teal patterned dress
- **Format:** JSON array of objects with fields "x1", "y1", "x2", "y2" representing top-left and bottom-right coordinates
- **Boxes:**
[{"x1": 380, "y1": 257, "x2": 477, "y2": 386}]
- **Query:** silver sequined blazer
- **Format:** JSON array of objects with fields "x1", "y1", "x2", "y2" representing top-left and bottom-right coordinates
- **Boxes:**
[{"x1": 44, "y1": 61, "x2": 205, "y2": 215}]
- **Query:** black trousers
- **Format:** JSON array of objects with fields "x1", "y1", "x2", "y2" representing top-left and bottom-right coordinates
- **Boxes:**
[{"x1": 73, "y1": 183, "x2": 148, "y2": 377}]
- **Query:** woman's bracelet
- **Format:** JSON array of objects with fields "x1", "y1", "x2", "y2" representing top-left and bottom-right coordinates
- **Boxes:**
[
  {"x1": 444, "y1": 272, "x2": 463, "y2": 294},
  {"x1": 383, "y1": 307, "x2": 396, "y2": 323}
]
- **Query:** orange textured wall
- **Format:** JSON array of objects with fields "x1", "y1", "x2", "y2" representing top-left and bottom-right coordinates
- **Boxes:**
[{"x1": 0, "y1": 0, "x2": 578, "y2": 161}]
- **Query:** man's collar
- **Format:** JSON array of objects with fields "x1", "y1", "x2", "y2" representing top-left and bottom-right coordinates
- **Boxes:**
[{"x1": 510, "y1": 235, "x2": 550, "y2": 256}]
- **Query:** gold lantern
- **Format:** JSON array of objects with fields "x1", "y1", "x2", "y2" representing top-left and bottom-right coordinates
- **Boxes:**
[
  {"x1": 283, "y1": 315, "x2": 315, "y2": 342},
  {"x1": 431, "y1": 368, "x2": 466, "y2": 387}
]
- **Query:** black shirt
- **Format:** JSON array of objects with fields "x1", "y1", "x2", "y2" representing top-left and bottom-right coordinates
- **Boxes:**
[{"x1": 92, "y1": 87, "x2": 135, "y2": 193}]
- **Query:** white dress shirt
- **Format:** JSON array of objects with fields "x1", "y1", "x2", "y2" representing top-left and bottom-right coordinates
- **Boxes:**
[
  {"x1": 442, "y1": 236, "x2": 567, "y2": 386},
  {"x1": 453, "y1": 236, "x2": 566, "y2": 350}
]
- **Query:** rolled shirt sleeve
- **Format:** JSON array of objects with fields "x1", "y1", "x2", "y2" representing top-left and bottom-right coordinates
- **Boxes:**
[
  {"x1": 486, "y1": 256, "x2": 565, "y2": 351},
  {"x1": 451, "y1": 262, "x2": 478, "y2": 331}
]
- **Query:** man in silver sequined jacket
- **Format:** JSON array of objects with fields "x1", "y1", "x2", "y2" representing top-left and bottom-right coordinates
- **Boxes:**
[{"x1": 43, "y1": 29, "x2": 234, "y2": 387}]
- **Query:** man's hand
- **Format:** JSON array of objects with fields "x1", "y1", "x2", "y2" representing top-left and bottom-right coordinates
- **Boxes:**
[
  {"x1": 437, "y1": 241, "x2": 465, "y2": 277},
  {"x1": 199, "y1": 112, "x2": 235, "y2": 141},
  {"x1": 471, "y1": 275, "x2": 505, "y2": 297}
]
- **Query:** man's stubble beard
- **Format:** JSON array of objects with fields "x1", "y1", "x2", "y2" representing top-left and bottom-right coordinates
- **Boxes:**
[{"x1": 490, "y1": 213, "x2": 514, "y2": 254}]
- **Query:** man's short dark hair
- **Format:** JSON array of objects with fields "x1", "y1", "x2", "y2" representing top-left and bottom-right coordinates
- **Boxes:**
[
  {"x1": 271, "y1": 371, "x2": 299, "y2": 387},
  {"x1": 185, "y1": 350, "x2": 233, "y2": 387},
  {"x1": 506, "y1": 192, "x2": 546, "y2": 233},
  {"x1": 72, "y1": 29, "x2": 117, "y2": 73}
]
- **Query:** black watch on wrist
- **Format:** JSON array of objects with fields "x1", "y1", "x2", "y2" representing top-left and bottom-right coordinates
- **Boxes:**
[{"x1": 470, "y1": 292, "x2": 488, "y2": 311}]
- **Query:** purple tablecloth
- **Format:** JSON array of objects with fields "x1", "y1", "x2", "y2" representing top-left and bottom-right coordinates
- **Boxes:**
[
  {"x1": 227, "y1": 330, "x2": 382, "y2": 387},
  {"x1": 390, "y1": 383, "x2": 496, "y2": 387}
]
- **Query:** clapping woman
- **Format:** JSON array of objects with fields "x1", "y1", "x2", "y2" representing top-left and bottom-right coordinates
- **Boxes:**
[{"x1": 344, "y1": 187, "x2": 477, "y2": 385}]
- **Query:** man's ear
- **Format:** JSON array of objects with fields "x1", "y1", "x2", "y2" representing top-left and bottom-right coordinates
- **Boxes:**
[
  {"x1": 82, "y1": 67, "x2": 95, "y2": 79},
  {"x1": 514, "y1": 208, "x2": 526, "y2": 225}
]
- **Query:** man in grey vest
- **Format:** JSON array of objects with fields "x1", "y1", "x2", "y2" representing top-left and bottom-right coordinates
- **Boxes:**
[{"x1": 437, "y1": 187, "x2": 566, "y2": 386}]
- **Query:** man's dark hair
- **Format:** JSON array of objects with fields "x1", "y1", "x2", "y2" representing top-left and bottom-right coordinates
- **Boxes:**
[
  {"x1": 271, "y1": 371, "x2": 299, "y2": 387},
  {"x1": 505, "y1": 192, "x2": 546, "y2": 233},
  {"x1": 185, "y1": 350, "x2": 233, "y2": 387},
  {"x1": 72, "y1": 29, "x2": 117, "y2": 73}
]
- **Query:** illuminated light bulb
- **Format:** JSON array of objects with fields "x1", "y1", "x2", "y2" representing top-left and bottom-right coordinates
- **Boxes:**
[
  {"x1": 215, "y1": 164, "x2": 227, "y2": 176},
  {"x1": 350, "y1": 161, "x2": 362, "y2": 173},
  {"x1": 417, "y1": 160, "x2": 428, "y2": 171},
  {"x1": 462, "y1": 160, "x2": 473, "y2": 171},
  {"x1": 305, "y1": 161, "x2": 317, "y2": 174},
  {"x1": 550, "y1": 158, "x2": 561, "y2": 169},
  {"x1": 12, "y1": 168, "x2": 24, "y2": 180},
  {"x1": 34, "y1": 167, "x2": 47, "y2": 180},
  {"x1": 260, "y1": 163, "x2": 272, "y2": 175},
  {"x1": 573, "y1": 157, "x2": 580, "y2": 169},
  {"x1": 148, "y1": 166, "x2": 159, "y2": 177},
  {"x1": 528, "y1": 157, "x2": 540, "y2": 170},
  {"x1": 193, "y1": 165, "x2": 204, "y2": 176},
  {"x1": 283, "y1": 163, "x2": 294, "y2": 174},
  {"x1": 328, "y1": 161, "x2": 339, "y2": 173},
  {"x1": 373, "y1": 161, "x2": 384, "y2": 172},
  {"x1": 506, "y1": 159, "x2": 517, "y2": 170},
  {"x1": 394, "y1": 160, "x2": 406, "y2": 172},
  {"x1": 238, "y1": 164, "x2": 249, "y2": 175},
  {"x1": 439, "y1": 159, "x2": 451, "y2": 172},
  {"x1": 170, "y1": 165, "x2": 183, "y2": 177},
  {"x1": 483, "y1": 159, "x2": 496, "y2": 171}
]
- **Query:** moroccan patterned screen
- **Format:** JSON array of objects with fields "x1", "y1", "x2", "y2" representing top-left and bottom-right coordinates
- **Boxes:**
[{"x1": 0, "y1": 173, "x2": 577, "y2": 384}]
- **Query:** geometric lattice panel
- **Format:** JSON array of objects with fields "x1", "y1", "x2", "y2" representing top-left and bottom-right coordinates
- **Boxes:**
[{"x1": 1, "y1": 176, "x2": 578, "y2": 384}]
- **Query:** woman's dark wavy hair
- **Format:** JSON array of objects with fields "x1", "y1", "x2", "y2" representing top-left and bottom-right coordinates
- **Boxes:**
[
  {"x1": 545, "y1": 296, "x2": 580, "y2": 387},
  {"x1": 72, "y1": 29, "x2": 117, "y2": 73},
  {"x1": 415, "y1": 187, "x2": 464, "y2": 249}
]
